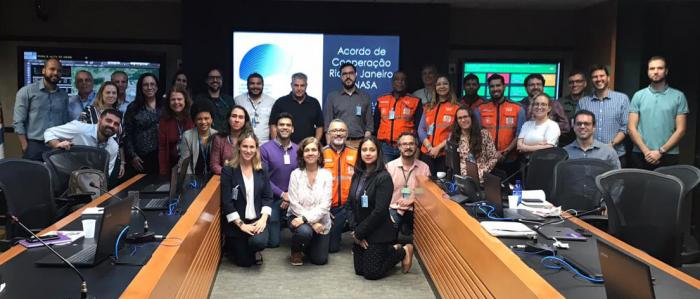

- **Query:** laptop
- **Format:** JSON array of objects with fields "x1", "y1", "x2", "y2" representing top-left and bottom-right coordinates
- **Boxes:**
[
  {"x1": 36, "y1": 198, "x2": 132, "y2": 267},
  {"x1": 536, "y1": 225, "x2": 587, "y2": 241},
  {"x1": 480, "y1": 173, "x2": 545, "y2": 221},
  {"x1": 597, "y1": 239, "x2": 656, "y2": 299},
  {"x1": 140, "y1": 157, "x2": 190, "y2": 211}
]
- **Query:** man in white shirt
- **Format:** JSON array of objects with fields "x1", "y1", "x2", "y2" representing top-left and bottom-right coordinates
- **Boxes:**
[
  {"x1": 44, "y1": 108, "x2": 121, "y2": 175},
  {"x1": 234, "y1": 73, "x2": 276, "y2": 143},
  {"x1": 412, "y1": 64, "x2": 438, "y2": 105}
]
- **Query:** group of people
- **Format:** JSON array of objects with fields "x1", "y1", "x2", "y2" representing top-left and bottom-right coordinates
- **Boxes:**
[{"x1": 10, "y1": 55, "x2": 688, "y2": 280}]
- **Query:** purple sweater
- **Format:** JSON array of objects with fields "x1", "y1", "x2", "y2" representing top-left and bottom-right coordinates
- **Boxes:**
[{"x1": 260, "y1": 139, "x2": 298, "y2": 198}]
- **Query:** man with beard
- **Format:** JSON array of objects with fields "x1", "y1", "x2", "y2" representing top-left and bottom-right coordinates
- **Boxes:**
[
  {"x1": 564, "y1": 110, "x2": 620, "y2": 169},
  {"x1": 374, "y1": 71, "x2": 422, "y2": 162},
  {"x1": 322, "y1": 119, "x2": 357, "y2": 253},
  {"x1": 386, "y1": 132, "x2": 431, "y2": 241},
  {"x1": 260, "y1": 112, "x2": 298, "y2": 248},
  {"x1": 413, "y1": 64, "x2": 438, "y2": 105},
  {"x1": 68, "y1": 70, "x2": 96, "y2": 120},
  {"x1": 629, "y1": 56, "x2": 688, "y2": 169},
  {"x1": 196, "y1": 68, "x2": 235, "y2": 132},
  {"x1": 44, "y1": 108, "x2": 121, "y2": 175},
  {"x1": 14, "y1": 58, "x2": 70, "y2": 161},
  {"x1": 459, "y1": 73, "x2": 485, "y2": 109},
  {"x1": 558, "y1": 70, "x2": 588, "y2": 146},
  {"x1": 111, "y1": 71, "x2": 133, "y2": 113},
  {"x1": 235, "y1": 73, "x2": 276, "y2": 143},
  {"x1": 269, "y1": 73, "x2": 323, "y2": 143},
  {"x1": 520, "y1": 74, "x2": 569, "y2": 136},
  {"x1": 577, "y1": 65, "x2": 629, "y2": 167},
  {"x1": 324, "y1": 63, "x2": 373, "y2": 148}
]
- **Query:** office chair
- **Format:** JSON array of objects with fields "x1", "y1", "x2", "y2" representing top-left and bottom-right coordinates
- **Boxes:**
[
  {"x1": 0, "y1": 159, "x2": 62, "y2": 241},
  {"x1": 655, "y1": 165, "x2": 700, "y2": 264},
  {"x1": 43, "y1": 145, "x2": 109, "y2": 202},
  {"x1": 596, "y1": 169, "x2": 685, "y2": 267},
  {"x1": 523, "y1": 147, "x2": 568, "y2": 199}
]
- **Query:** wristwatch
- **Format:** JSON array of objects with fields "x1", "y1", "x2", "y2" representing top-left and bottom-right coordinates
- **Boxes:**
[
  {"x1": 302, "y1": 216, "x2": 308, "y2": 224},
  {"x1": 659, "y1": 146, "x2": 666, "y2": 155}
]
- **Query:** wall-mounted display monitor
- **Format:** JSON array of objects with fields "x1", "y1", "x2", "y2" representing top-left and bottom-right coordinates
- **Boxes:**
[
  {"x1": 19, "y1": 47, "x2": 165, "y2": 99},
  {"x1": 461, "y1": 62, "x2": 561, "y2": 101},
  {"x1": 233, "y1": 31, "x2": 400, "y2": 106}
]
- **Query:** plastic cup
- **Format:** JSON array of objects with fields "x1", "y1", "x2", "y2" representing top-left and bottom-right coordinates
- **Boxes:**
[
  {"x1": 508, "y1": 195, "x2": 520, "y2": 209},
  {"x1": 436, "y1": 172, "x2": 447, "y2": 179},
  {"x1": 82, "y1": 219, "x2": 97, "y2": 238}
]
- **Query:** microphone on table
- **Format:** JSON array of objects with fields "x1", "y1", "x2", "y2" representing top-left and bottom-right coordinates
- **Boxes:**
[
  {"x1": 89, "y1": 182, "x2": 155, "y2": 243},
  {"x1": 10, "y1": 215, "x2": 90, "y2": 299}
]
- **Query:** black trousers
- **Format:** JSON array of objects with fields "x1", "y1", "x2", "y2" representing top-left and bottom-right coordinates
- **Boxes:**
[
  {"x1": 224, "y1": 224, "x2": 269, "y2": 267},
  {"x1": 631, "y1": 152, "x2": 679, "y2": 170},
  {"x1": 23, "y1": 139, "x2": 50, "y2": 161},
  {"x1": 352, "y1": 242, "x2": 405, "y2": 280}
]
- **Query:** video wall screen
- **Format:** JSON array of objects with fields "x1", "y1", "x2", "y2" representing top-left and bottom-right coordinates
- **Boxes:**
[
  {"x1": 233, "y1": 32, "x2": 400, "y2": 107},
  {"x1": 462, "y1": 62, "x2": 561, "y2": 101},
  {"x1": 20, "y1": 48, "x2": 164, "y2": 99}
]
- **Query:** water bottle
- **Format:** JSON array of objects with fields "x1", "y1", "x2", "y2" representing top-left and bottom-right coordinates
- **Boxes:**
[{"x1": 513, "y1": 180, "x2": 522, "y2": 206}]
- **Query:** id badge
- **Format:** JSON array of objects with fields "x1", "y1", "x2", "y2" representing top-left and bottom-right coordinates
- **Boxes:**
[
  {"x1": 283, "y1": 153, "x2": 291, "y2": 165},
  {"x1": 231, "y1": 186, "x2": 239, "y2": 201},
  {"x1": 401, "y1": 187, "x2": 411, "y2": 199},
  {"x1": 403, "y1": 107, "x2": 411, "y2": 116},
  {"x1": 388, "y1": 110, "x2": 395, "y2": 120},
  {"x1": 442, "y1": 115, "x2": 452, "y2": 122},
  {"x1": 355, "y1": 105, "x2": 362, "y2": 116},
  {"x1": 361, "y1": 192, "x2": 369, "y2": 208},
  {"x1": 506, "y1": 116, "x2": 514, "y2": 125},
  {"x1": 428, "y1": 124, "x2": 434, "y2": 135},
  {"x1": 252, "y1": 116, "x2": 258, "y2": 127}
]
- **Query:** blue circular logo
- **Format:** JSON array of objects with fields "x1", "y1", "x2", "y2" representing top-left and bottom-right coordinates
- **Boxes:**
[{"x1": 239, "y1": 44, "x2": 291, "y2": 80}]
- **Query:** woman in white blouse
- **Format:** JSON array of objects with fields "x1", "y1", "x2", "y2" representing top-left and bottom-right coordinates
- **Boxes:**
[
  {"x1": 517, "y1": 93, "x2": 561, "y2": 154},
  {"x1": 287, "y1": 137, "x2": 333, "y2": 266}
]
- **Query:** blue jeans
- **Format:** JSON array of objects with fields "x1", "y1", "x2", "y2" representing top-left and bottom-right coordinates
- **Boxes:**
[
  {"x1": 290, "y1": 223, "x2": 330, "y2": 265},
  {"x1": 225, "y1": 226, "x2": 269, "y2": 267},
  {"x1": 381, "y1": 142, "x2": 400, "y2": 163},
  {"x1": 267, "y1": 198, "x2": 282, "y2": 248},
  {"x1": 329, "y1": 205, "x2": 348, "y2": 253}
]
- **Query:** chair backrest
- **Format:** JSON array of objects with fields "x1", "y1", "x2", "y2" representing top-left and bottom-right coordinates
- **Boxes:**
[
  {"x1": 0, "y1": 159, "x2": 57, "y2": 239},
  {"x1": 524, "y1": 147, "x2": 568, "y2": 199},
  {"x1": 655, "y1": 165, "x2": 700, "y2": 198},
  {"x1": 550, "y1": 158, "x2": 614, "y2": 211},
  {"x1": 43, "y1": 145, "x2": 109, "y2": 197},
  {"x1": 596, "y1": 169, "x2": 685, "y2": 266}
]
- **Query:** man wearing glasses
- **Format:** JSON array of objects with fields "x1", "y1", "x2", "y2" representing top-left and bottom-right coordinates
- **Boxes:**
[
  {"x1": 323, "y1": 63, "x2": 373, "y2": 148},
  {"x1": 564, "y1": 110, "x2": 620, "y2": 169},
  {"x1": 195, "y1": 68, "x2": 235, "y2": 132},
  {"x1": 558, "y1": 70, "x2": 588, "y2": 146},
  {"x1": 322, "y1": 119, "x2": 357, "y2": 253}
]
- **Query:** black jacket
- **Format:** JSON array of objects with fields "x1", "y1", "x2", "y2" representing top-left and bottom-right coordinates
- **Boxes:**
[
  {"x1": 220, "y1": 165, "x2": 273, "y2": 237},
  {"x1": 348, "y1": 169, "x2": 397, "y2": 243}
]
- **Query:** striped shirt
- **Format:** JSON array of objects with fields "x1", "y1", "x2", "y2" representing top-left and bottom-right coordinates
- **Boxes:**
[{"x1": 576, "y1": 90, "x2": 629, "y2": 156}]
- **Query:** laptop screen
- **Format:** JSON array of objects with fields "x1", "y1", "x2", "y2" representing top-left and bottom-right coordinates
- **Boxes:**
[
  {"x1": 96, "y1": 198, "x2": 132, "y2": 259},
  {"x1": 597, "y1": 239, "x2": 656, "y2": 299}
]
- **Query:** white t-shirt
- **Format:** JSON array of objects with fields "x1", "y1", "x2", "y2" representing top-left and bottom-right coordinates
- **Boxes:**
[{"x1": 518, "y1": 119, "x2": 560, "y2": 146}]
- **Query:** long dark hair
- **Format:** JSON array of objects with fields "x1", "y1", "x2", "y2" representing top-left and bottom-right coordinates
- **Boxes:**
[
  {"x1": 449, "y1": 105, "x2": 483, "y2": 158},
  {"x1": 217, "y1": 104, "x2": 252, "y2": 137},
  {"x1": 133, "y1": 73, "x2": 162, "y2": 110},
  {"x1": 354, "y1": 136, "x2": 386, "y2": 176},
  {"x1": 161, "y1": 85, "x2": 192, "y2": 120}
]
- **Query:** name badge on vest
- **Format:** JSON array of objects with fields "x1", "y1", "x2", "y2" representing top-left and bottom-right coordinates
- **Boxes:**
[
  {"x1": 388, "y1": 110, "x2": 395, "y2": 120},
  {"x1": 283, "y1": 153, "x2": 291, "y2": 165},
  {"x1": 506, "y1": 117, "x2": 514, "y2": 125},
  {"x1": 403, "y1": 107, "x2": 411, "y2": 116},
  {"x1": 442, "y1": 115, "x2": 452, "y2": 123},
  {"x1": 428, "y1": 124, "x2": 434, "y2": 135},
  {"x1": 355, "y1": 105, "x2": 362, "y2": 116},
  {"x1": 361, "y1": 191, "x2": 369, "y2": 208}
]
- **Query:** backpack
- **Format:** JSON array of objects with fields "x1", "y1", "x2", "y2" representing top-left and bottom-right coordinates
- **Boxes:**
[{"x1": 68, "y1": 168, "x2": 107, "y2": 200}]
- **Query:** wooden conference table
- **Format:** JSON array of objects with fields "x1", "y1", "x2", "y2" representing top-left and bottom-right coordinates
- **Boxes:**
[
  {"x1": 0, "y1": 174, "x2": 222, "y2": 298},
  {"x1": 413, "y1": 175, "x2": 700, "y2": 298}
]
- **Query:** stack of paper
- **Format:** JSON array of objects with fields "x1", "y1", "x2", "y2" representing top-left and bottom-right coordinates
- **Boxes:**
[{"x1": 480, "y1": 221, "x2": 537, "y2": 238}]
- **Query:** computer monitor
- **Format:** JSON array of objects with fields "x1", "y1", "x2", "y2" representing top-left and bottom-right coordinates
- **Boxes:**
[{"x1": 597, "y1": 239, "x2": 656, "y2": 299}]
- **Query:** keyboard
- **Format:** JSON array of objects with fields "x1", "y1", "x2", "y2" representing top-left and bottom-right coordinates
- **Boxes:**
[
  {"x1": 67, "y1": 245, "x2": 97, "y2": 264},
  {"x1": 144, "y1": 198, "x2": 169, "y2": 209}
]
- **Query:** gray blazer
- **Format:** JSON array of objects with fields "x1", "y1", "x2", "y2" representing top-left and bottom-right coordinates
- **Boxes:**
[{"x1": 179, "y1": 128, "x2": 218, "y2": 174}]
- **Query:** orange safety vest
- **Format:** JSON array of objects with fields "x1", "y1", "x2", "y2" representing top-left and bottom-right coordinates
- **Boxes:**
[
  {"x1": 376, "y1": 93, "x2": 421, "y2": 143},
  {"x1": 420, "y1": 101, "x2": 459, "y2": 154},
  {"x1": 460, "y1": 96, "x2": 485, "y2": 110},
  {"x1": 323, "y1": 145, "x2": 358, "y2": 208},
  {"x1": 477, "y1": 99, "x2": 523, "y2": 153}
]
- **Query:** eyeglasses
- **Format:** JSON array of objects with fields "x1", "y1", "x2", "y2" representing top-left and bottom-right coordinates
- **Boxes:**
[
  {"x1": 328, "y1": 129, "x2": 347, "y2": 134},
  {"x1": 207, "y1": 76, "x2": 222, "y2": 81},
  {"x1": 568, "y1": 79, "x2": 586, "y2": 84},
  {"x1": 574, "y1": 121, "x2": 593, "y2": 127},
  {"x1": 399, "y1": 142, "x2": 416, "y2": 147},
  {"x1": 533, "y1": 103, "x2": 549, "y2": 107}
]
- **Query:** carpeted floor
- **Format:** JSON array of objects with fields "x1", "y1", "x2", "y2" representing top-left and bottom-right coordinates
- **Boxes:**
[{"x1": 210, "y1": 230, "x2": 436, "y2": 299}]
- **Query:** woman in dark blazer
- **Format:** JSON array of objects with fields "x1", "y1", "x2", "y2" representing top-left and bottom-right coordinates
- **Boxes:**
[
  {"x1": 348, "y1": 136, "x2": 414, "y2": 280},
  {"x1": 220, "y1": 132, "x2": 273, "y2": 267}
]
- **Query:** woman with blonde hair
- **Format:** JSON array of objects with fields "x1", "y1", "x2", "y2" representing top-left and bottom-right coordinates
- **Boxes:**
[
  {"x1": 417, "y1": 75, "x2": 460, "y2": 177},
  {"x1": 220, "y1": 132, "x2": 272, "y2": 267}
]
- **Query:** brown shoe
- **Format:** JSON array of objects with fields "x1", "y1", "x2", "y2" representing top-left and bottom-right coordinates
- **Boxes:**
[
  {"x1": 401, "y1": 244, "x2": 414, "y2": 273},
  {"x1": 291, "y1": 251, "x2": 303, "y2": 266},
  {"x1": 255, "y1": 251, "x2": 263, "y2": 265}
]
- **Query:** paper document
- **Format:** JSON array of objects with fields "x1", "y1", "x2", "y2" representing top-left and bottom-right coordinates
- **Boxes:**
[{"x1": 480, "y1": 221, "x2": 537, "y2": 238}]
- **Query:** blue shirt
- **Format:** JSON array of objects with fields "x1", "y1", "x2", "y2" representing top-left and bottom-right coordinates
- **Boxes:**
[
  {"x1": 260, "y1": 139, "x2": 298, "y2": 198},
  {"x1": 68, "y1": 91, "x2": 96, "y2": 120},
  {"x1": 576, "y1": 90, "x2": 629, "y2": 156},
  {"x1": 563, "y1": 139, "x2": 621, "y2": 169},
  {"x1": 13, "y1": 80, "x2": 69, "y2": 141},
  {"x1": 629, "y1": 85, "x2": 689, "y2": 155}
]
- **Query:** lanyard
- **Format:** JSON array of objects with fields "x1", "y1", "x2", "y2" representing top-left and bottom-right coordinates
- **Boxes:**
[
  {"x1": 399, "y1": 165, "x2": 416, "y2": 188},
  {"x1": 248, "y1": 96, "x2": 261, "y2": 117},
  {"x1": 194, "y1": 129, "x2": 211, "y2": 175},
  {"x1": 176, "y1": 120, "x2": 184, "y2": 141}
]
